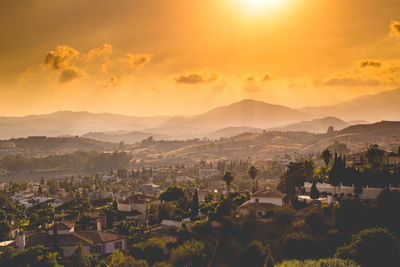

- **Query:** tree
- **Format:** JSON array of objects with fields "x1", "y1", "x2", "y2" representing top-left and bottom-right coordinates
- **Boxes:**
[
  {"x1": 248, "y1": 165, "x2": 258, "y2": 193},
  {"x1": 282, "y1": 233, "x2": 315, "y2": 260},
  {"x1": 310, "y1": 182, "x2": 319, "y2": 199},
  {"x1": 191, "y1": 188, "x2": 199, "y2": 218},
  {"x1": 159, "y1": 186, "x2": 186, "y2": 202},
  {"x1": 321, "y1": 149, "x2": 332, "y2": 166},
  {"x1": 222, "y1": 172, "x2": 234, "y2": 194},
  {"x1": 170, "y1": 240, "x2": 208, "y2": 267},
  {"x1": 275, "y1": 258, "x2": 359, "y2": 267},
  {"x1": 240, "y1": 240, "x2": 266, "y2": 267},
  {"x1": 70, "y1": 244, "x2": 91, "y2": 267},
  {"x1": 335, "y1": 227, "x2": 400, "y2": 267}
]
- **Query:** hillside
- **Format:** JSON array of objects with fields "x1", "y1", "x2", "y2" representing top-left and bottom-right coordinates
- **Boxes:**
[
  {"x1": 0, "y1": 111, "x2": 171, "y2": 139},
  {"x1": 149, "y1": 99, "x2": 312, "y2": 136},
  {"x1": 82, "y1": 131, "x2": 172, "y2": 144},
  {"x1": 299, "y1": 88, "x2": 400, "y2": 121},
  {"x1": 271, "y1": 117, "x2": 350, "y2": 133}
]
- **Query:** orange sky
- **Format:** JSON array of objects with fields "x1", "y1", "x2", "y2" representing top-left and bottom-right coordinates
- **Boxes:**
[{"x1": 1, "y1": 0, "x2": 400, "y2": 116}]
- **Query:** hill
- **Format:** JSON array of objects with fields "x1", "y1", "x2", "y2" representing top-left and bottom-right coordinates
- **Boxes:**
[
  {"x1": 82, "y1": 131, "x2": 172, "y2": 144},
  {"x1": 299, "y1": 88, "x2": 400, "y2": 121},
  {"x1": 0, "y1": 111, "x2": 171, "y2": 139},
  {"x1": 149, "y1": 99, "x2": 311, "y2": 137},
  {"x1": 271, "y1": 117, "x2": 350, "y2": 133}
]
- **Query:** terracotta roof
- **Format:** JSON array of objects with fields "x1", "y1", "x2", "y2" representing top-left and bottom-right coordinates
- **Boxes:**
[
  {"x1": 24, "y1": 230, "x2": 126, "y2": 248},
  {"x1": 251, "y1": 189, "x2": 285, "y2": 198},
  {"x1": 238, "y1": 201, "x2": 277, "y2": 210},
  {"x1": 117, "y1": 210, "x2": 142, "y2": 217},
  {"x1": 119, "y1": 194, "x2": 157, "y2": 204},
  {"x1": 49, "y1": 221, "x2": 75, "y2": 230}
]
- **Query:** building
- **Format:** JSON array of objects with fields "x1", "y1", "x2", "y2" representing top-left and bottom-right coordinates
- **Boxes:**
[
  {"x1": 137, "y1": 183, "x2": 161, "y2": 196},
  {"x1": 199, "y1": 168, "x2": 218, "y2": 179},
  {"x1": 238, "y1": 189, "x2": 285, "y2": 217},
  {"x1": 117, "y1": 194, "x2": 159, "y2": 224},
  {"x1": 15, "y1": 221, "x2": 127, "y2": 257}
]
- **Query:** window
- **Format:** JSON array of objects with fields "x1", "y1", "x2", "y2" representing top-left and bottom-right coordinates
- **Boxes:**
[
  {"x1": 255, "y1": 198, "x2": 259, "y2": 203},
  {"x1": 90, "y1": 245, "x2": 101, "y2": 254},
  {"x1": 114, "y1": 241, "x2": 123, "y2": 250}
]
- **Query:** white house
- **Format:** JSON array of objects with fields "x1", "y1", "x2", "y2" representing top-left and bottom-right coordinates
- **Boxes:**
[
  {"x1": 238, "y1": 189, "x2": 285, "y2": 217},
  {"x1": 15, "y1": 221, "x2": 127, "y2": 258}
]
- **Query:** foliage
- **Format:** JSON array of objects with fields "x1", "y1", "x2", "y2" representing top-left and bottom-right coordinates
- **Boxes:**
[
  {"x1": 321, "y1": 149, "x2": 332, "y2": 166},
  {"x1": 0, "y1": 245, "x2": 62, "y2": 267},
  {"x1": 277, "y1": 160, "x2": 313, "y2": 197},
  {"x1": 239, "y1": 240, "x2": 267, "y2": 267},
  {"x1": 335, "y1": 227, "x2": 400, "y2": 267},
  {"x1": 191, "y1": 188, "x2": 199, "y2": 218},
  {"x1": 305, "y1": 208, "x2": 325, "y2": 232},
  {"x1": 275, "y1": 258, "x2": 359, "y2": 267},
  {"x1": 273, "y1": 207, "x2": 295, "y2": 226},
  {"x1": 130, "y1": 238, "x2": 165, "y2": 265},
  {"x1": 282, "y1": 233, "x2": 315, "y2": 260},
  {"x1": 334, "y1": 198, "x2": 365, "y2": 234},
  {"x1": 222, "y1": 171, "x2": 234, "y2": 194},
  {"x1": 159, "y1": 186, "x2": 186, "y2": 202},
  {"x1": 99, "y1": 250, "x2": 148, "y2": 267},
  {"x1": 169, "y1": 239, "x2": 208, "y2": 267},
  {"x1": 310, "y1": 182, "x2": 319, "y2": 199}
]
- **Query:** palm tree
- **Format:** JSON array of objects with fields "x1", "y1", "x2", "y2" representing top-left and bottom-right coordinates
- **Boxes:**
[
  {"x1": 248, "y1": 165, "x2": 258, "y2": 193},
  {"x1": 222, "y1": 172, "x2": 234, "y2": 194},
  {"x1": 321, "y1": 149, "x2": 332, "y2": 166}
]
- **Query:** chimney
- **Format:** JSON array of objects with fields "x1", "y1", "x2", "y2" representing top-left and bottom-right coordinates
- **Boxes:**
[
  {"x1": 17, "y1": 231, "x2": 25, "y2": 250},
  {"x1": 97, "y1": 219, "x2": 101, "y2": 231}
]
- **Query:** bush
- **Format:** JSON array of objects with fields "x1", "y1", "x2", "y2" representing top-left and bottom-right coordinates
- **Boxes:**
[
  {"x1": 282, "y1": 233, "x2": 315, "y2": 260},
  {"x1": 305, "y1": 208, "x2": 325, "y2": 232},
  {"x1": 275, "y1": 258, "x2": 359, "y2": 267},
  {"x1": 274, "y1": 207, "x2": 295, "y2": 227},
  {"x1": 239, "y1": 240, "x2": 266, "y2": 267},
  {"x1": 169, "y1": 239, "x2": 208, "y2": 267},
  {"x1": 335, "y1": 227, "x2": 400, "y2": 267}
]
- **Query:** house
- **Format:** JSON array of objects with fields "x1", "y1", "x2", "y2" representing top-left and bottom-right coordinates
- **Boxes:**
[
  {"x1": 238, "y1": 189, "x2": 285, "y2": 217},
  {"x1": 137, "y1": 183, "x2": 161, "y2": 196},
  {"x1": 14, "y1": 221, "x2": 127, "y2": 258},
  {"x1": 199, "y1": 168, "x2": 218, "y2": 179},
  {"x1": 117, "y1": 194, "x2": 159, "y2": 224},
  {"x1": 88, "y1": 190, "x2": 113, "y2": 200}
]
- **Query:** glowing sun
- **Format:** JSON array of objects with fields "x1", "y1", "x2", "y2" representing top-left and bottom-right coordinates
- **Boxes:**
[{"x1": 238, "y1": 0, "x2": 289, "y2": 14}]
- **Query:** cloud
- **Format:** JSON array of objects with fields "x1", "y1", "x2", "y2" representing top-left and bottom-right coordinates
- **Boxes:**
[
  {"x1": 44, "y1": 45, "x2": 79, "y2": 70},
  {"x1": 175, "y1": 71, "x2": 218, "y2": 84},
  {"x1": 59, "y1": 68, "x2": 83, "y2": 83},
  {"x1": 99, "y1": 76, "x2": 120, "y2": 88},
  {"x1": 390, "y1": 21, "x2": 400, "y2": 36},
  {"x1": 127, "y1": 54, "x2": 152, "y2": 67},
  {"x1": 245, "y1": 73, "x2": 275, "y2": 82},
  {"x1": 312, "y1": 59, "x2": 400, "y2": 87},
  {"x1": 34, "y1": 44, "x2": 152, "y2": 85},
  {"x1": 359, "y1": 60, "x2": 381, "y2": 68}
]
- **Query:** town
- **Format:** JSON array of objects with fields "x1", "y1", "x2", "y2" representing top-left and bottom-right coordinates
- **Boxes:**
[{"x1": 0, "y1": 141, "x2": 399, "y2": 266}]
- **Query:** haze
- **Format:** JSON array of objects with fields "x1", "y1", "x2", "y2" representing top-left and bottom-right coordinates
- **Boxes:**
[{"x1": 1, "y1": 0, "x2": 400, "y2": 116}]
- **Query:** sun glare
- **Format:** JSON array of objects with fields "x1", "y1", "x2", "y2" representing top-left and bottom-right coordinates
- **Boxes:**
[{"x1": 237, "y1": 0, "x2": 289, "y2": 15}]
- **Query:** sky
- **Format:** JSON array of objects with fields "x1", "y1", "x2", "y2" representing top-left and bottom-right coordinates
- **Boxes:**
[{"x1": 1, "y1": 0, "x2": 400, "y2": 116}]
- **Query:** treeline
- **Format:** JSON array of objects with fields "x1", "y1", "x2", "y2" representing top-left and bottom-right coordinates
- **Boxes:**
[{"x1": 0, "y1": 151, "x2": 132, "y2": 173}]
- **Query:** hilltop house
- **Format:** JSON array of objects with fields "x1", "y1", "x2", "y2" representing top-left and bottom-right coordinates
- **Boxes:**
[
  {"x1": 238, "y1": 189, "x2": 285, "y2": 217},
  {"x1": 348, "y1": 150, "x2": 400, "y2": 166},
  {"x1": 199, "y1": 168, "x2": 218, "y2": 179},
  {"x1": 15, "y1": 221, "x2": 127, "y2": 257}
]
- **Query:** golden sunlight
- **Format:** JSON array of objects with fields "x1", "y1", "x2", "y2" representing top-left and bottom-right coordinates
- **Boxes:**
[{"x1": 237, "y1": 0, "x2": 289, "y2": 14}]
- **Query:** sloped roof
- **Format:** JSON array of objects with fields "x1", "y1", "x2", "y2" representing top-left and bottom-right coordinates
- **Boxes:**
[
  {"x1": 251, "y1": 189, "x2": 285, "y2": 198},
  {"x1": 49, "y1": 221, "x2": 75, "y2": 230},
  {"x1": 238, "y1": 201, "x2": 277, "y2": 210},
  {"x1": 24, "y1": 230, "x2": 126, "y2": 248}
]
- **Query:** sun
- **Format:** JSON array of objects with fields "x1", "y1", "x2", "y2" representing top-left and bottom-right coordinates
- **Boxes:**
[{"x1": 237, "y1": 0, "x2": 289, "y2": 15}]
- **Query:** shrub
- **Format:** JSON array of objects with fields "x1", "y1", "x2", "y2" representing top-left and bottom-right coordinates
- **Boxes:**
[
  {"x1": 240, "y1": 240, "x2": 266, "y2": 267},
  {"x1": 335, "y1": 227, "x2": 400, "y2": 267},
  {"x1": 169, "y1": 239, "x2": 208, "y2": 267},
  {"x1": 305, "y1": 208, "x2": 325, "y2": 232},
  {"x1": 282, "y1": 232, "x2": 315, "y2": 260},
  {"x1": 274, "y1": 207, "x2": 295, "y2": 227},
  {"x1": 275, "y1": 258, "x2": 359, "y2": 267}
]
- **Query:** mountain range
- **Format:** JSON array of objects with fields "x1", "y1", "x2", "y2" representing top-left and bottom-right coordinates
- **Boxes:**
[{"x1": 0, "y1": 88, "x2": 399, "y2": 140}]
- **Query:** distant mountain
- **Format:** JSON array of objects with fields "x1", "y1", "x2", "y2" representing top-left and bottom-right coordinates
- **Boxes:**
[
  {"x1": 336, "y1": 121, "x2": 400, "y2": 136},
  {"x1": 299, "y1": 88, "x2": 400, "y2": 121},
  {"x1": 82, "y1": 131, "x2": 171, "y2": 144},
  {"x1": 0, "y1": 111, "x2": 171, "y2": 139},
  {"x1": 271, "y1": 117, "x2": 350, "y2": 133},
  {"x1": 207, "y1": 127, "x2": 264, "y2": 139},
  {"x1": 149, "y1": 99, "x2": 311, "y2": 136}
]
